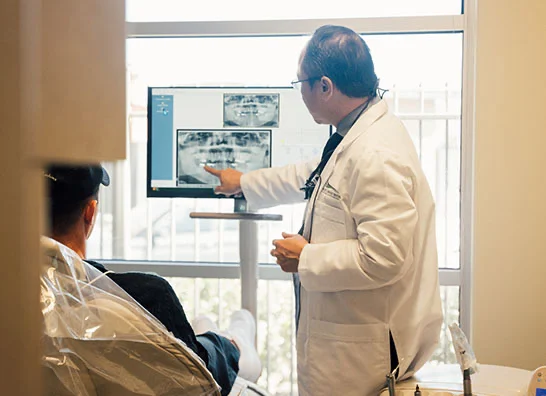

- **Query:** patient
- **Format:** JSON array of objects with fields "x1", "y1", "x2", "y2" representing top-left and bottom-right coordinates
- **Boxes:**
[{"x1": 44, "y1": 164, "x2": 261, "y2": 395}]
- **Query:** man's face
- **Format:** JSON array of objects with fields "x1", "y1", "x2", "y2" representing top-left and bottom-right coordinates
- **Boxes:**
[{"x1": 297, "y1": 54, "x2": 328, "y2": 125}]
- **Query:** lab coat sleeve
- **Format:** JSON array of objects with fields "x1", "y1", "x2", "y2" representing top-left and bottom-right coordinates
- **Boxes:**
[
  {"x1": 240, "y1": 157, "x2": 320, "y2": 210},
  {"x1": 299, "y1": 150, "x2": 418, "y2": 292}
]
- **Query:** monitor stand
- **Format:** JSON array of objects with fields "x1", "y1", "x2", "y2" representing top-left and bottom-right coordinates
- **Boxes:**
[
  {"x1": 189, "y1": 197, "x2": 282, "y2": 221},
  {"x1": 189, "y1": 197, "x2": 282, "y2": 326}
]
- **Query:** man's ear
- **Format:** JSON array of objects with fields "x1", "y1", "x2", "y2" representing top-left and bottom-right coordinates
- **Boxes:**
[
  {"x1": 83, "y1": 199, "x2": 98, "y2": 239},
  {"x1": 320, "y1": 76, "x2": 334, "y2": 97}
]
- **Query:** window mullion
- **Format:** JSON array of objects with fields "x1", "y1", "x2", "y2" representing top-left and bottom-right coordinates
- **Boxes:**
[{"x1": 127, "y1": 15, "x2": 465, "y2": 38}]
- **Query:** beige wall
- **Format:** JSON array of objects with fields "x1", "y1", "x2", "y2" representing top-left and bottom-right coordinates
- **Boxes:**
[
  {"x1": 473, "y1": 0, "x2": 546, "y2": 370},
  {"x1": 0, "y1": 0, "x2": 125, "y2": 393},
  {"x1": 0, "y1": 2, "x2": 42, "y2": 394}
]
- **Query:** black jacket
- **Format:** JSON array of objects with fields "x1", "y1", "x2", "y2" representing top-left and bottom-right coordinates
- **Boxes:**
[{"x1": 84, "y1": 260, "x2": 207, "y2": 363}]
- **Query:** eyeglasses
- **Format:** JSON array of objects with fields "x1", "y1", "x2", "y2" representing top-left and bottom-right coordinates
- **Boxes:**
[{"x1": 291, "y1": 76, "x2": 322, "y2": 91}]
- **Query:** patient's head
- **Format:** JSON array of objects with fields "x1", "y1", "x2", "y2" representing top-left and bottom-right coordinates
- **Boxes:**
[{"x1": 45, "y1": 164, "x2": 110, "y2": 258}]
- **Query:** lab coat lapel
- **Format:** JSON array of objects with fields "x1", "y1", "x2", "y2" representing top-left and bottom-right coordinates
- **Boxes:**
[
  {"x1": 336, "y1": 99, "x2": 388, "y2": 156},
  {"x1": 303, "y1": 100, "x2": 388, "y2": 239},
  {"x1": 317, "y1": 99, "x2": 388, "y2": 197}
]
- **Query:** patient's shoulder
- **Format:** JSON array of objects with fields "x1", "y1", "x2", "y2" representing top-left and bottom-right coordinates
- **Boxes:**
[
  {"x1": 85, "y1": 259, "x2": 108, "y2": 273},
  {"x1": 84, "y1": 260, "x2": 172, "y2": 291},
  {"x1": 110, "y1": 271, "x2": 174, "y2": 294}
]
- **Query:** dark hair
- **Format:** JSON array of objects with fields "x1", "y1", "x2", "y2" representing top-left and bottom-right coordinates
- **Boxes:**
[
  {"x1": 301, "y1": 25, "x2": 378, "y2": 98},
  {"x1": 48, "y1": 190, "x2": 98, "y2": 236},
  {"x1": 45, "y1": 165, "x2": 109, "y2": 235}
]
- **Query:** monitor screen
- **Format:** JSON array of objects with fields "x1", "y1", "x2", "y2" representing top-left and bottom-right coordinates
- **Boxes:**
[
  {"x1": 147, "y1": 86, "x2": 330, "y2": 198},
  {"x1": 223, "y1": 93, "x2": 279, "y2": 128}
]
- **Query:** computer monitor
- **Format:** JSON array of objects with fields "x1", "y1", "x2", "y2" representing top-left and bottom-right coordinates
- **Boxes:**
[{"x1": 147, "y1": 86, "x2": 330, "y2": 199}]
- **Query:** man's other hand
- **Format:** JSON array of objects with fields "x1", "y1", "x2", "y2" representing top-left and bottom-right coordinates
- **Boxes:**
[{"x1": 270, "y1": 232, "x2": 309, "y2": 273}]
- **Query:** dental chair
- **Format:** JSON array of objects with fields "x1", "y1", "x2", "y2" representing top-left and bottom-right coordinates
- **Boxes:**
[{"x1": 40, "y1": 237, "x2": 269, "y2": 396}]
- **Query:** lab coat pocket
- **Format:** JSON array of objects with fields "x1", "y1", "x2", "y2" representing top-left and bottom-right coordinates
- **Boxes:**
[
  {"x1": 311, "y1": 198, "x2": 346, "y2": 243},
  {"x1": 314, "y1": 191, "x2": 345, "y2": 225},
  {"x1": 315, "y1": 185, "x2": 345, "y2": 220},
  {"x1": 306, "y1": 320, "x2": 390, "y2": 396},
  {"x1": 314, "y1": 202, "x2": 344, "y2": 224}
]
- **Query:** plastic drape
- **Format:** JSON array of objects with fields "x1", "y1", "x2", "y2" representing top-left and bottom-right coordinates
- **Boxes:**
[{"x1": 40, "y1": 237, "x2": 221, "y2": 396}]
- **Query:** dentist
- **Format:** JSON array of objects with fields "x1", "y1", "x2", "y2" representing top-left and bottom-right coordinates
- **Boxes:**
[{"x1": 205, "y1": 25, "x2": 443, "y2": 396}]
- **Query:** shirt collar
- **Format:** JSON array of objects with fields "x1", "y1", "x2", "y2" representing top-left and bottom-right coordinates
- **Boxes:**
[{"x1": 335, "y1": 97, "x2": 378, "y2": 137}]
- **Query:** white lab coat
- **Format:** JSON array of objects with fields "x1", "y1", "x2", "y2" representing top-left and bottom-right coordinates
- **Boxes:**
[{"x1": 241, "y1": 99, "x2": 443, "y2": 396}]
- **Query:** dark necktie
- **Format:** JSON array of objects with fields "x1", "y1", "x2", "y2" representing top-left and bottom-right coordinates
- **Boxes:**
[
  {"x1": 298, "y1": 131, "x2": 344, "y2": 238},
  {"x1": 299, "y1": 97, "x2": 372, "y2": 208},
  {"x1": 300, "y1": 132, "x2": 344, "y2": 202}
]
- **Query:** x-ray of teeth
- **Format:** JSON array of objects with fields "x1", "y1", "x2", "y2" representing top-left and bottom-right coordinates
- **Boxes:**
[
  {"x1": 223, "y1": 94, "x2": 279, "y2": 128},
  {"x1": 177, "y1": 130, "x2": 271, "y2": 186}
]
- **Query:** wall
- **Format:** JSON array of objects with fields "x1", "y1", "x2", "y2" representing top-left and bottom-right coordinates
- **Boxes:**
[
  {"x1": 0, "y1": 0, "x2": 126, "y2": 393},
  {"x1": 473, "y1": 0, "x2": 546, "y2": 370},
  {"x1": 0, "y1": 1, "x2": 42, "y2": 393}
]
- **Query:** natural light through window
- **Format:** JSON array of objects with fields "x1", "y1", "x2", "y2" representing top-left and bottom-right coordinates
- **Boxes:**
[{"x1": 127, "y1": 0, "x2": 462, "y2": 21}]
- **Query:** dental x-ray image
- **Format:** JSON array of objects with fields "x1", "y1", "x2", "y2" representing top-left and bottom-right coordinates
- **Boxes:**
[
  {"x1": 177, "y1": 129, "x2": 271, "y2": 186},
  {"x1": 223, "y1": 94, "x2": 279, "y2": 128}
]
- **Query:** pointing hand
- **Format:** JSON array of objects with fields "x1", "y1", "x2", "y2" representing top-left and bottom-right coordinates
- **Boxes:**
[{"x1": 203, "y1": 166, "x2": 243, "y2": 197}]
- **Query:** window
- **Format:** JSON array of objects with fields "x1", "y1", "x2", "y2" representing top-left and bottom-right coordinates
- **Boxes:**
[
  {"x1": 88, "y1": 3, "x2": 475, "y2": 394},
  {"x1": 92, "y1": 33, "x2": 463, "y2": 265}
]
